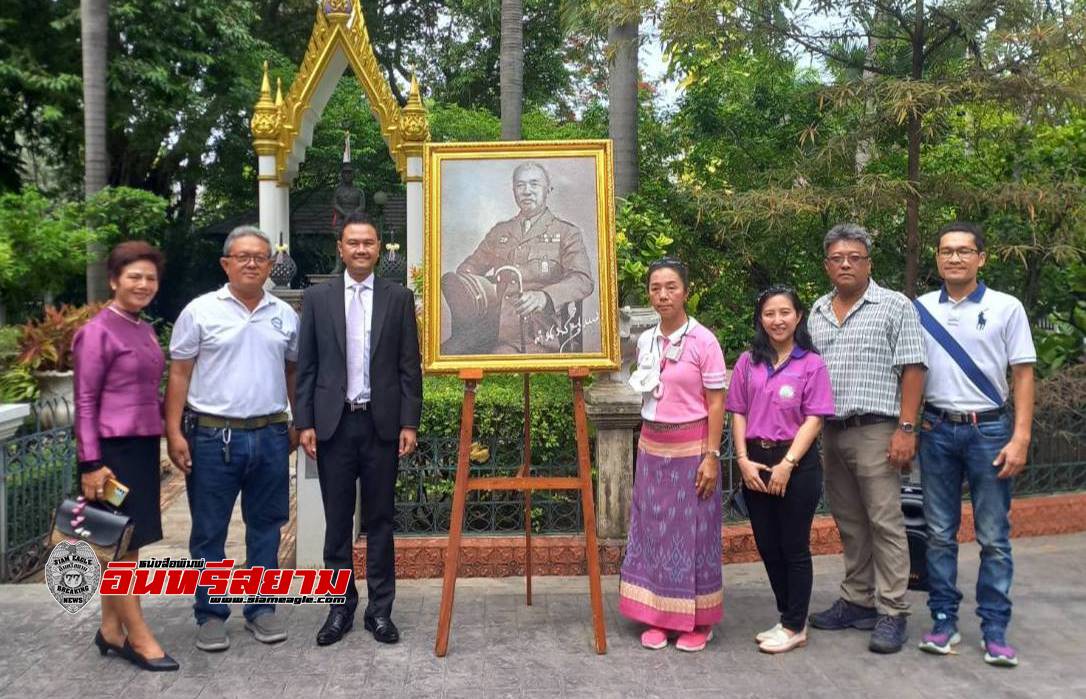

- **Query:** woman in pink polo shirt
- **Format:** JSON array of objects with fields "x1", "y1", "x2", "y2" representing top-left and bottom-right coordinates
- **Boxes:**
[
  {"x1": 619, "y1": 258, "x2": 727, "y2": 652},
  {"x1": 726, "y1": 285, "x2": 835, "y2": 654}
]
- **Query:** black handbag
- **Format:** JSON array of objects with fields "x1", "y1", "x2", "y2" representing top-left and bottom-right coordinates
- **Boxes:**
[
  {"x1": 901, "y1": 483, "x2": 929, "y2": 591},
  {"x1": 50, "y1": 498, "x2": 134, "y2": 565}
]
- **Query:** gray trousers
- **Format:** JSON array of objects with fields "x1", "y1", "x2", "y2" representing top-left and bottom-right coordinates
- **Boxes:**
[{"x1": 822, "y1": 420, "x2": 910, "y2": 616}]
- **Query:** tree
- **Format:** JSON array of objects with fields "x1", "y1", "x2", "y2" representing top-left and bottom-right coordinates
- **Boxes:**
[
  {"x1": 81, "y1": 0, "x2": 109, "y2": 301},
  {"x1": 661, "y1": 0, "x2": 1086, "y2": 297},
  {"x1": 561, "y1": 1, "x2": 647, "y2": 197},
  {"x1": 608, "y1": 16, "x2": 639, "y2": 197},
  {"x1": 500, "y1": 0, "x2": 524, "y2": 139}
]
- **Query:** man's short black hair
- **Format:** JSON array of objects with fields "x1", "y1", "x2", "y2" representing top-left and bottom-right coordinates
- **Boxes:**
[
  {"x1": 936, "y1": 221, "x2": 985, "y2": 252},
  {"x1": 341, "y1": 210, "x2": 380, "y2": 239}
]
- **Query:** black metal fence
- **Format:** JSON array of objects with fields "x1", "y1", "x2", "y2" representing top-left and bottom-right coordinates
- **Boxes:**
[
  {"x1": 391, "y1": 424, "x2": 1086, "y2": 532},
  {"x1": 1, "y1": 398, "x2": 1084, "y2": 581},
  {"x1": 393, "y1": 436, "x2": 583, "y2": 535},
  {"x1": 0, "y1": 399, "x2": 75, "y2": 582}
]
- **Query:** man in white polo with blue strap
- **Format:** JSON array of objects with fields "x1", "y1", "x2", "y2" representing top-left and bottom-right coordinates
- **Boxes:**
[{"x1": 914, "y1": 221, "x2": 1035, "y2": 668}]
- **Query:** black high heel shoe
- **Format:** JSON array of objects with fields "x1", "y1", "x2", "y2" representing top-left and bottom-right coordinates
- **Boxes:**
[
  {"x1": 93, "y1": 630, "x2": 124, "y2": 656},
  {"x1": 121, "y1": 640, "x2": 180, "y2": 672}
]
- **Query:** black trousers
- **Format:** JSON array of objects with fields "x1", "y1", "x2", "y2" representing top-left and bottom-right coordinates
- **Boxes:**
[
  {"x1": 316, "y1": 406, "x2": 398, "y2": 618},
  {"x1": 743, "y1": 442, "x2": 823, "y2": 632}
]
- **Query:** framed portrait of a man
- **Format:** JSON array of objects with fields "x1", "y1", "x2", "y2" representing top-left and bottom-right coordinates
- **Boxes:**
[{"x1": 423, "y1": 140, "x2": 620, "y2": 374}]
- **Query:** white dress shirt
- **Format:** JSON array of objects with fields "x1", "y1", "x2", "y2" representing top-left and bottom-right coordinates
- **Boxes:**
[{"x1": 344, "y1": 270, "x2": 374, "y2": 402}]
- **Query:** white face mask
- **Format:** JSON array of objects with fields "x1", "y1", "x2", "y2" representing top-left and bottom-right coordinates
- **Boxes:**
[{"x1": 628, "y1": 367, "x2": 661, "y2": 394}]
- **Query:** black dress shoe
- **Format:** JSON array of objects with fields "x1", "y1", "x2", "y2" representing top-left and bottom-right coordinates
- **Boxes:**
[
  {"x1": 364, "y1": 616, "x2": 400, "y2": 644},
  {"x1": 317, "y1": 607, "x2": 354, "y2": 646},
  {"x1": 121, "y1": 640, "x2": 180, "y2": 672},
  {"x1": 93, "y1": 629, "x2": 124, "y2": 656}
]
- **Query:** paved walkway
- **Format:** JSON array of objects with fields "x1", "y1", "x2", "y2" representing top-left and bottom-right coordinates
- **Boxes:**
[{"x1": 2, "y1": 532, "x2": 1084, "y2": 698}]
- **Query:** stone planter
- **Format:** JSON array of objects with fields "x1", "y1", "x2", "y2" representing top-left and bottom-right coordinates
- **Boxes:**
[
  {"x1": 33, "y1": 370, "x2": 74, "y2": 429},
  {"x1": 0, "y1": 403, "x2": 30, "y2": 441}
]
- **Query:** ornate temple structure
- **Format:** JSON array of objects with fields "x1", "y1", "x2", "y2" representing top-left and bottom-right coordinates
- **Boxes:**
[{"x1": 249, "y1": 0, "x2": 429, "y2": 282}]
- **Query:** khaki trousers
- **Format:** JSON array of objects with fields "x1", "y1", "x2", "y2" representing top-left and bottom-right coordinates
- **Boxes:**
[{"x1": 822, "y1": 421, "x2": 910, "y2": 616}]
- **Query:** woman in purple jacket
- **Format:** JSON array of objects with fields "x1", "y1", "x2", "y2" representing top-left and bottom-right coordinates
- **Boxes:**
[{"x1": 73, "y1": 241, "x2": 178, "y2": 671}]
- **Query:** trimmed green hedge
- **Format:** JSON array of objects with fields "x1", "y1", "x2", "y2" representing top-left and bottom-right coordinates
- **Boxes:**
[{"x1": 419, "y1": 373, "x2": 580, "y2": 466}]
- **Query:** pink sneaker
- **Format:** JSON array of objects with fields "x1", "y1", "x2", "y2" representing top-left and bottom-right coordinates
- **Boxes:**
[
  {"x1": 640, "y1": 627, "x2": 668, "y2": 650},
  {"x1": 675, "y1": 626, "x2": 714, "y2": 652}
]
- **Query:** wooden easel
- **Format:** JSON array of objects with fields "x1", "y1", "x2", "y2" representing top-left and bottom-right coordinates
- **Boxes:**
[{"x1": 434, "y1": 367, "x2": 607, "y2": 657}]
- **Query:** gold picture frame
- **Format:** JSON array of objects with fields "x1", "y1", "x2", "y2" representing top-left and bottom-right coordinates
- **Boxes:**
[{"x1": 423, "y1": 140, "x2": 620, "y2": 374}]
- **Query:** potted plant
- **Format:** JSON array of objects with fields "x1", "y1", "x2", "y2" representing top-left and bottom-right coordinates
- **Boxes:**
[{"x1": 15, "y1": 303, "x2": 104, "y2": 428}]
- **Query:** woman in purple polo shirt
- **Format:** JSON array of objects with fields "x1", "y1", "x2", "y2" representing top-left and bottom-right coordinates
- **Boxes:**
[
  {"x1": 74, "y1": 241, "x2": 178, "y2": 671},
  {"x1": 726, "y1": 285, "x2": 835, "y2": 654}
]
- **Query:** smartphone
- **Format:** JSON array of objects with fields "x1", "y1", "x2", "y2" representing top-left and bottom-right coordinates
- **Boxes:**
[{"x1": 102, "y1": 476, "x2": 129, "y2": 507}]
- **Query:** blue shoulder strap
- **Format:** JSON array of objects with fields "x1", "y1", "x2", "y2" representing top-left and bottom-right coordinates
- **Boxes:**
[{"x1": 913, "y1": 300, "x2": 1004, "y2": 407}]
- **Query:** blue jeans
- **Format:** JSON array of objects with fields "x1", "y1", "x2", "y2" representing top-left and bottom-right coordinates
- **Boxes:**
[
  {"x1": 918, "y1": 412, "x2": 1014, "y2": 637},
  {"x1": 186, "y1": 423, "x2": 290, "y2": 624}
]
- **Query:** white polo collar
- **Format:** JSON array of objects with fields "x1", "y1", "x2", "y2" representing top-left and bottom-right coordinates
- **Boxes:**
[
  {"x1": 652, "y1": 316, "x2": 699, "y2": 344},
  {"x1": 216, "y1": 284, "x2": 273, "y2": 312}
]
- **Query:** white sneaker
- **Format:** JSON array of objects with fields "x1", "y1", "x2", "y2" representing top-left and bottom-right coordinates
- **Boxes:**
[
  {"x1": 759, "y1": 626, "x2": 807, "y2": 654},
  {"x1": 755, "y1": 623, "x2": 783, "y2": 644}
]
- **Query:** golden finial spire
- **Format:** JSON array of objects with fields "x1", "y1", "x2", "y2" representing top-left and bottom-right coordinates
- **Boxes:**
[
  {"x1": 406, "y1": 73, "x2": 423, "y2": 110},
  {"x1": 252, "y1": 60, "x2": 280, "y2": 156},
  {"x1": 275, "y1": 77, "x2": 283, "y2": 106},
  {"x1": 399, "y1": 73, "x2": 429, "y2": 146},
  {"x1": 259, "y1": 60, "x2": 272, "y2": 101}
]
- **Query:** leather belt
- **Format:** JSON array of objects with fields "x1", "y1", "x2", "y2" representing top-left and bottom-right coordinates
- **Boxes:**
[
  {"x1": 345, "y1": 401, "x2": 370, "y2": 412},
  {"x1": 925, "y1": 405, "x2": 1006, "y2": 424},
  {"x1": 826, "y1": 413, "x2": 896, "y2": 429},
  {"x1": 747, "y1": 438, "x2": 793, "y2": 449},
  {"x1": 195, "y1": 412, "x2": 289, "y2": 430}
]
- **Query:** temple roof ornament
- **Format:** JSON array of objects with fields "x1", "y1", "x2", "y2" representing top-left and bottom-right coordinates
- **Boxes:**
[
  {"x1": 399, "y1": 74, "x2": 430, "y2": 157},
  {"x1": 251, "y1": 61, "x2": 280, "y2": 157},
  {"x1": 251, "y1": 0, "x2": 428, "y2": 184}
]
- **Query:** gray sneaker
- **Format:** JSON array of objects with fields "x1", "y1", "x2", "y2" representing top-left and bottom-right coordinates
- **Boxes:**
[
  {"x1": 245, "y1": 612, "x2": 287, "y2": 644},
  {"x1": 195, "y1": 618, "x2": 230, "y2": 652}
]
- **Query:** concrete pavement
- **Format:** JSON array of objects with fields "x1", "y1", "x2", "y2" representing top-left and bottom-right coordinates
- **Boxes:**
[{"x1": 2, "y1": 532, "x2": 1084, "y2": 698}]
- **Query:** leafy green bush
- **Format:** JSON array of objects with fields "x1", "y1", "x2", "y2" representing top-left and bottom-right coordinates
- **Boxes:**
[
  {"x1": 615, "y1": 195, "x2": 676, "y2": 305},
  {"x1": 419, "y1": 372, "x2": 577, "y2": 466},
  {"x1": 0, "y1": 189, "x2": 96, "y2": 309}
]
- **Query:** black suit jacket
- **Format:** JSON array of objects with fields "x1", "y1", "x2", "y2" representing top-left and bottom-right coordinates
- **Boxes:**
[{"x1": 295, "y1": 274, "x2": 423, "y2": 443}]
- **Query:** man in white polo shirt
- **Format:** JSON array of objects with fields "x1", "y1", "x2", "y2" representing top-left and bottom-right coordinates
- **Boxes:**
[
  {"x1": 165, "y1": 225, "x2": 300, "y2": 652},
  {"x1": 913, "y1": 221, "x2": 1035, "y2": 668}
]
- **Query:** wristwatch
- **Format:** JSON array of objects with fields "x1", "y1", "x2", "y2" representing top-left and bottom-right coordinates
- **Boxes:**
[
  {"x1": 899, "y1": 422, "x2": 916, "y2": 434},
  {"x1": 708, "y1": 448, "x2": 722, "y2": 459},
  {"x1": 783, "y1": 453, "x2": 798, "y2": 465}
]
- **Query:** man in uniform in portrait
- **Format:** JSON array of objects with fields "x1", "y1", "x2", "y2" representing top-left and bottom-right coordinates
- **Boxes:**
[{"x1": 441, "y1": 161, "x2": 594, "y2": 355}]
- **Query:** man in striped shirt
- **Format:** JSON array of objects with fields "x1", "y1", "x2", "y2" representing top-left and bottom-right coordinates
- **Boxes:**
[{"x1": 806, "y1": 223, "x2": 927, "y2": 654}]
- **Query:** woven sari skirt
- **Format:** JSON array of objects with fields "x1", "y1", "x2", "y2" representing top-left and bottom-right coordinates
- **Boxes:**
[{"x1": 618, "y1": 419, "x2": 723, "y2": 631}]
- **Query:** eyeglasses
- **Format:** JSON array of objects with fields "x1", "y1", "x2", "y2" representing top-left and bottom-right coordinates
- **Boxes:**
[
  {"x1": 224, "y1": 254, "x2": 271, "y2": 265},
  {"x1": 825, "y1": 254, "x2": 870, "y2": 266},
  {"x1": 937, "y1": 248, "x2": 980, "y2": 260}
]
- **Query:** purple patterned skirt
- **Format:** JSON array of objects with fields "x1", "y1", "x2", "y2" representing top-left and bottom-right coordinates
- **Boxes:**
[{"x1": 618, "y1": 419, "x2": 723, "y2": 631}]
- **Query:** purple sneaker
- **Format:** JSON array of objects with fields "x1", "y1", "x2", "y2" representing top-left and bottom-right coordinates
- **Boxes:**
[
  {"x1": 982, "y1": 637, "x2": 1019, "y2": 667},
  {"x1": 918, "y1": 623, "x2": 961, "y2": 655}
]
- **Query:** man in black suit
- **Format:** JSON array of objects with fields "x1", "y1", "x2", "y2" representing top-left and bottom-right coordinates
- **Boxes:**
[{"x1": 295, "y1": 210, "x2": 423, "y2": 646}]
